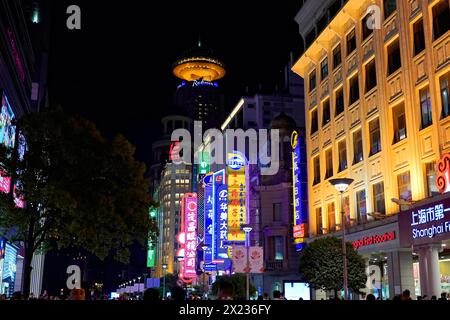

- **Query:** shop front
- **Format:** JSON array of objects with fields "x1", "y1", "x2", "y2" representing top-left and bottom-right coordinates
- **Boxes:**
[
  {"x1": 345, "y1": 216, "x2": 415, "y2": 300},
  {"x1": 398, "y1": 194, "x2": 450, "y2": 298}
]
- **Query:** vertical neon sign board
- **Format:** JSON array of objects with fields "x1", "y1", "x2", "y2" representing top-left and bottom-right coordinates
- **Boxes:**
[
  {"x1": 203, "y1": 173, "x2": 214, "y2": 263},
  {"x1": 291, "y1": 131, "x2": 307, "y2": 250},
  {"x1": 227, "y1": 152, "x2": 247, "y2": 242},
  {"x1": 182, "y1": 193, "x2": 198, "y2": 278},
  {"x1": 147, "y1": 209, "x2": 156, "y2": 268},
  {"x1": 212, "y1": 170, "x2": 228, "y2": 260}
]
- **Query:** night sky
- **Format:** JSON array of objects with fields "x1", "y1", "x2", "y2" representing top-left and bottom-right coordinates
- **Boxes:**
[{"x1": 47, "y1": 0, "x2": 302, "y2": 165}]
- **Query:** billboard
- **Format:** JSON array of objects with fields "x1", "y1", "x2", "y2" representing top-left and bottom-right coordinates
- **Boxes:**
[
  {"x1": 182, "y1": 193, "x2": 198, "y2": 278},
  {"x1": 291, "y1": 131, "x2": 308, "y2": 251},
  {"x1": 203, "y1": 173, "x2": 214, "y2": 264},
  {"x1": 0, "y1": 90, "x2": 16, "y2": 149},
  {"x1": 212, "y1": 170, "x2": 230, "y2": 270},
  {"x1": 226, "y1": 152, "x2": 248, "y2": 242},
  {"x1": 147, "y1": 208, "x2": 156, "y2": 267},
  {"x1": 0, "y1": 242, "x2": 17, "y2": 298}
]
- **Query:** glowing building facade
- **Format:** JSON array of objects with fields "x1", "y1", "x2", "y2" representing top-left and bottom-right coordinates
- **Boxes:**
[{"x1": 293, "y1": 0, "x2": 450, "y2": 299}]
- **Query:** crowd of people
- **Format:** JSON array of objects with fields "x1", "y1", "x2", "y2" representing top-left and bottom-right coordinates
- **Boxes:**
[{"x1": 365, "y1": 290, "x2": 449, "y2": 301}]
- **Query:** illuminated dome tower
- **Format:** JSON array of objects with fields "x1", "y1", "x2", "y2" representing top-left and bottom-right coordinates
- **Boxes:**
[{"x1": 172, "y1": 41, "x2": 226, "y2": 130}]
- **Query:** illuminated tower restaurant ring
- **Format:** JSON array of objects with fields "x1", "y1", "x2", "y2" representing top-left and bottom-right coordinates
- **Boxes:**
[{"x1": 173, "y1": 45, "x2": 226, "y2": 82}]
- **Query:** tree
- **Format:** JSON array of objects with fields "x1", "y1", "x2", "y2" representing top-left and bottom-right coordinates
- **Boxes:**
[
  {"x1": 0, "y1": 107, "x2": 157, "y2": 296},
  {"x1": 298, "y1": 237, "x2": 367, "y2": 297},
  {"x1": 211, "y1": 274, "x2": 257, "y2": 299}
]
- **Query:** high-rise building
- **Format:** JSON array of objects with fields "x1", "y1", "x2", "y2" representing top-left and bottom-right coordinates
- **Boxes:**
[
  {"x1": 0, "y1": 0, "x2": 50, "y2": 297},
  {"x1": 293, "y1": 0, "x2": 450, "y2": 299},
  {"x1": 173, "y1": 43, "x2": 226, "y2": 130}
]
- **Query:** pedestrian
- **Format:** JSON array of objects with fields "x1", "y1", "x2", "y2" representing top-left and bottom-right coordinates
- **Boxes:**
[
  {"x1": 438, "y1": 292, "x2": 448, "y2": 300},
  {"x1": 143, "y1": 288, "x2": 160, "y2": 302},
  {"x1": 431, "y1": 295, "x2": 437, "y2": 300},
  {"x1": 69, "y1": 288, "x2": 86, "y2": 300},
  {"x1": 0, "y1": 294, "x2": 6, "y2": 301},
  {"x1": 263, "y1": 292, "x2": 270, "y2": 300},
  {"x1": 366, "y1": 294, "x2": 375, "y2": 301},
  {"x1": 400, "y1": 289, "x2": 412, "y2": 300},
  {"x1": 217, "y1": 281, "x2": 233, "y2": 300},
  {"x1": 272, "y1": 290, "x2": 283, "y2": 300},
  {"x1": 170, "y1": 286, "x2": 186, "y2": 302}
]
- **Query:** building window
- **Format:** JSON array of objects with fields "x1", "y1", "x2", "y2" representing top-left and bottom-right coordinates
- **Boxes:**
[
  {"x1": 397, "y1": 171, "x2": 412, "y2": 210},
  {"x1": 316, "y1": 207, "x2": 323, "y2": 235},
  {"x1": 393, "y1": 103, "x2": 407, "y2": 143},
  {"x1": 349, "y1": 75, "x2": 360, "y2": 105},
  {"x1": 325, "y1": 148, "x2": 333, "y2": 179},
  {"x1": 384, "y1": 0, "x2": 397, "y2": 19},
  {"x1": 356, "y1": 190, "x2": 367, "y2": 224},
  {"x1": 373, "y1": 182, "x2": 386, "y2": 214},
  {"x1": 333, "y1": 45, "x2": 342, "y2": 69},
  {"x1": 413, "y1": 18, "x2": 425, "y2": 56},
  {"x1": 313, "y1": 156, "x2": 320, "y2": 185},
  {"x1": 365, "y1": 59, "x2": 377, "y2": 93},
  {"x1": 432, "y1": 1, "x2": 450, "y2": 40},
  {"x1": 273, "y1": 203, "x2": 282, "y2": 222},
  {"x1": 353, "y1": 130, "x2": 363, "y2": 164},
  {"x1": 362, "y1": 13, "x2": 374, "y2": 41},
  {"x1": 387, "y1": 39, "x2": 401, "y2": 76},
  {"x1": 309, "y1": 71, "x2": 317, "y2": 92},
  {"x1": 335, "y1": 88, "x2": 344, "y2": 116},
  {"x1": 338, "y1": 140, "x2": 347, "y2": 172},
  {"x1": 247, "y1": 104, "x2": 255, "y2": 109},
  {"x1": 441, "y1": 72, "x2": 450, "y2": 119},
  {"x1": 327, "y1": 202, "x2": 336, "y2": 233},
  {"x1": 425, "y1": 162, "x2": 439, "y2": 197},
  {"x1": 420, "y1": 86, "x2": 432, "y2": 129},
  {"x1": 347, "y1": 29, "x2": 357, "y2": 56},
  {"x1": 321, "y1": 58, "x2": 329, "y2": 80},
  {"x1": 322, "y1": 99, "x2": 331, "y2": 125},
  {"x1": 311, "y1": 108, "x2": 319, "y2": 135},
  {"x1": 369, "y1": 118, "x2": 381, "y2": 156}
]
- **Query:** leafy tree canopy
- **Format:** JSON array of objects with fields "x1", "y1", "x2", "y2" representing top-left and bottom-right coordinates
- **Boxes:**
[{"x1": 299, "y1": 237, "x2": 367, "y2": 294}]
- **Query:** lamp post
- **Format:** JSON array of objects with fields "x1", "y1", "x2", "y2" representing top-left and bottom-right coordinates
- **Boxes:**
[
  {"x1": 137, "y1": 276, "x2": 141, "y2": 297},
  {"x1": 241, "y1": 224, "x2": 253, "y2": 300},
  {"x1": 329, "y1": 178, "x2": 354, "y2": 301},
  {"x1": 201, "y1": 245, "x2": 208, "y2": 295},
  {"x1": 162, "y1": 264, "x2": 168, "y2": 300}
]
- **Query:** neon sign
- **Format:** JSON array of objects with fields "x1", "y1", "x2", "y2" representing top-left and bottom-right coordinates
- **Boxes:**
[
  {"x1": 203, "y1": 173, "x2": 214, "y2": 264},
  {"x1": 177, "y1": 80, "x2": 219, "y2": 90},
  {"x1": 352, "y1": 231, "x2": 396, "y2": 250},
  {"x1": 7, "y1": 28, "x2": 25, "y2": 82},
  {"x1": 226, "y1": 152, "x2": 247, "y2": 242},
  {"x1": 436, "y1": 153, "x2": 450, "y2": 194},
  {"x1": 182, "y1": 193, "x2": 198, "y2": 278},
  {"x1": 213, "y1": 170, "x2": 229, "y2": 264},
  {"x1": 291, "y1": 131, "x2": 307, "y2": 250}
]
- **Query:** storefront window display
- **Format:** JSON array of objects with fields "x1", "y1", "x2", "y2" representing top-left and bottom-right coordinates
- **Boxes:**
[{"x1": 413, "y1": 250, "x2": 450, "y2": 296}]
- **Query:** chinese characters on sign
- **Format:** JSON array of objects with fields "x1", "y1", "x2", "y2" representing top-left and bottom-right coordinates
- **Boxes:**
[
  {"x1": 291, "y1": 131, "x2": 307, "y2": 250},
  {"x1": 215, "y1": 178, "x2": 229, "y2": 261},
  {"x1": 227, "y1": 153, "x2": 247, "y2": 242},
  {"x1": 182, "y1": 193, "x2": 198, "y2": 278},
  {"x1": 399, "y1": 199, "x2": 450, "y2": 246},
  {"x1": 203, "y1": 175, "x2": 214, "y2": 264}
]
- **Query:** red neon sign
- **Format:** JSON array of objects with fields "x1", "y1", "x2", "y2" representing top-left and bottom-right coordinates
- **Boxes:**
[
  {"x1": 436, "y1": 153, "x2": 450, "y2": 194},
  {"x1": 352, "y1": 231, "x2": 396, "y2": 250}
]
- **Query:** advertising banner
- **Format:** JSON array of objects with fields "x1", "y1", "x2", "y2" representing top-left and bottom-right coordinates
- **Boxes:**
[
  {"x1": 231, "y1": 245, "x2": 247, "y2": 274},
  {"x1": 203, "y1": 174, "x2": 214, "y2": 264},
  {"x1": 227, "y1": 152, "x2": 247, "y2": 242},
  {"x1": 182, "y1": 193, "x2": 198, "y2": 278},
  {"x1": 398, "y1": 198, "x2": 450, "y2": 246},
  {"x1": 248, "y1": 246, "x2": 264, "y2": 273}
]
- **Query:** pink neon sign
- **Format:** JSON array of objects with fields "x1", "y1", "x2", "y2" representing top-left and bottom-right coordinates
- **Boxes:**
[
  {"x1": 7, "y1": 28, "x2": 25, "y2": 82},
  {"x1": 182, "y1": 193, "x2": 198, "y2": 278}
]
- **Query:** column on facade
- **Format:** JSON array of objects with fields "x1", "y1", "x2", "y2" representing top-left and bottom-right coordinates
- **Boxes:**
[
  {"x1": 424, "y1": 244, "x2": 442, "y2": 298},
  {"x1": 387, "y1": 250, "x2": 415, "y2": 299},
  {"x1": 415, "y1": 246, "x2": 428, "y2": 297}
]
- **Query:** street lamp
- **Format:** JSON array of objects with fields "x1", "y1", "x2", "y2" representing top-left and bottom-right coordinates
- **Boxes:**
[
  {"x1": 137, "y1": 276, "x2": 142, "y2": 297},
  {"x1": 329, "y1": 178, "x2": 354, "y2": 301},
  {"x1": 201, "y1": 245, "x2": 208, "y2": 295},
  {"x1": 241, "y1": 224, "x2": 253, "y2": 300},
  {"x1": 162, "y1": 264, "x2": 168, "y2": 300}
]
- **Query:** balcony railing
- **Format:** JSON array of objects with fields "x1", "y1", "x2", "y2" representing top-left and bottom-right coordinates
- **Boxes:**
[{"x1": 265, "y1": 260, "x2": 284, "y2": 272}]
